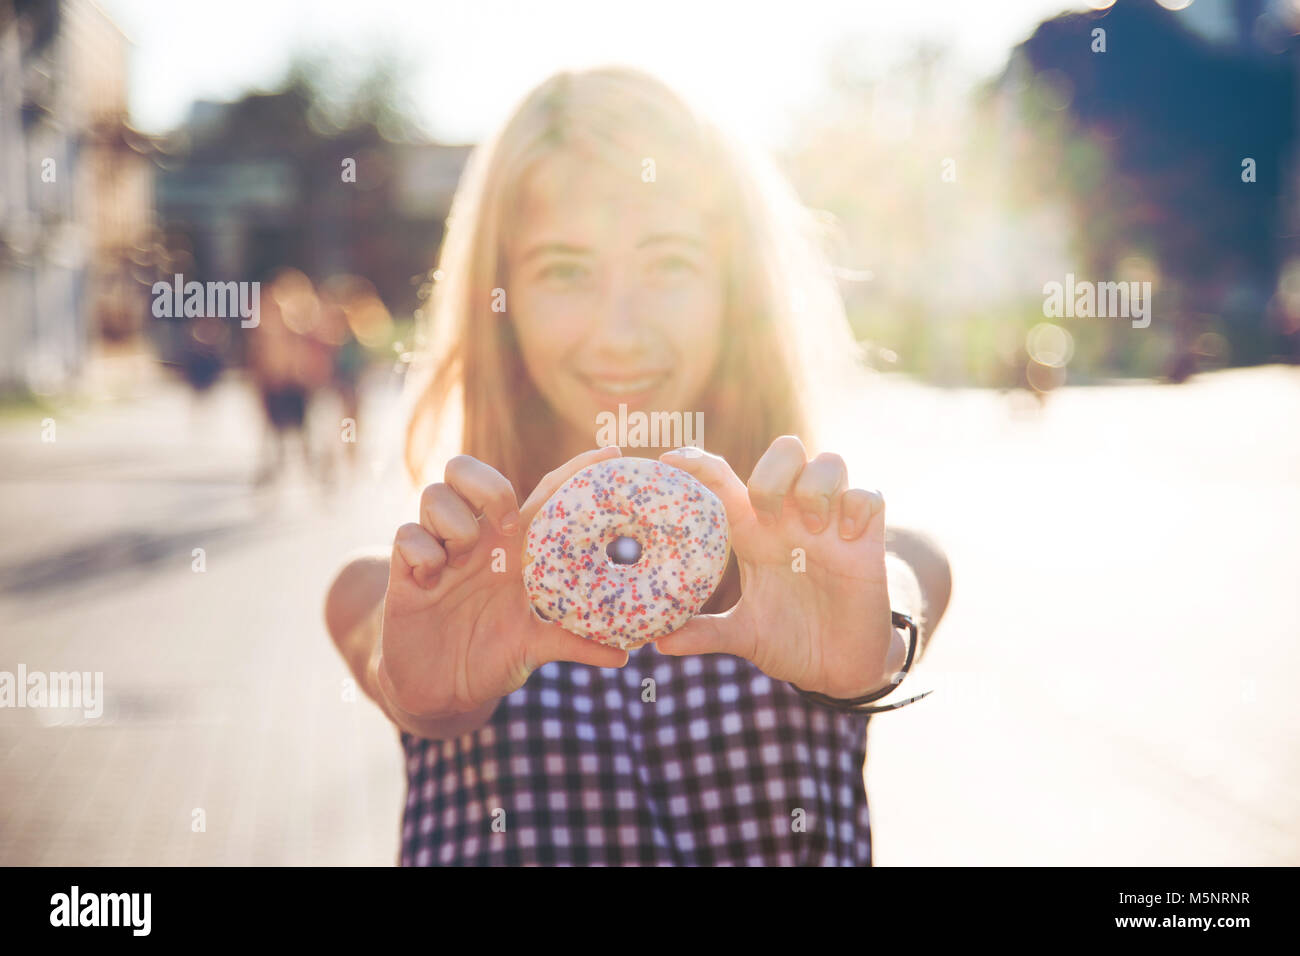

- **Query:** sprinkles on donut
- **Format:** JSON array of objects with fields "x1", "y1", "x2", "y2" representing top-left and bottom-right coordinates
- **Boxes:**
[{"x1": 521, "y1": 455, "x2": 731, "y2": 650}]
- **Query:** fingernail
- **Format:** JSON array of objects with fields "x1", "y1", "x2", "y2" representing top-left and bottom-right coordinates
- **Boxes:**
[
  {"x1": 501, "y1": 511, "x2": 520, "y2": 535},
  {"x1": 839, "y1": 516, "x2": 857, "y2": 539},
  {"x1": 802, "y1": 511, "x2": 825, "y2": 534}
]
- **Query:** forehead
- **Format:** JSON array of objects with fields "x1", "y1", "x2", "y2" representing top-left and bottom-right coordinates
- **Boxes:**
[{"x1": 508, "y1": 149, "x2": 712, "y2": 251}]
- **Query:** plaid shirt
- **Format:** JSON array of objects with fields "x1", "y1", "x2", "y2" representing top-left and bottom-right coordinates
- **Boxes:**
[{"x1": 399, "y1": 642, "x2": 874, "y2": 866}]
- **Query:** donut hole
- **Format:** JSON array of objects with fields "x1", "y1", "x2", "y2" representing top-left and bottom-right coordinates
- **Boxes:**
[{"x1": 605, "y1": 535, "x2": 643, "y2": 567}]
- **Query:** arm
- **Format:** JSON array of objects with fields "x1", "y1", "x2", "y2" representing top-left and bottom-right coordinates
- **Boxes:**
[
  {"x1": 324, "y1": 553, "x2": 501, "y2": 741},
  {"x1": 879, "y1": 528, "x2": 952, "y2": 680}
]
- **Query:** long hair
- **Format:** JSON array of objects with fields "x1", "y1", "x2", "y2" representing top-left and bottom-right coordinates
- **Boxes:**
[{"x1": 402, "y1": 66, "x2": 865, "y2": 607}]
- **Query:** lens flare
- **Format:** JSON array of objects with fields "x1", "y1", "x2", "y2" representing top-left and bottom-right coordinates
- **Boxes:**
[{"x1": 1026, "y1": 322, "x2": 1074, "y2": 368}]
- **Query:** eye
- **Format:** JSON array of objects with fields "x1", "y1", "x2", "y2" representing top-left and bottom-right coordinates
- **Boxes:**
[
  {"x1": 653, "y1": 255, "x2": 697, "y2": 276},
  {"x1": 539, "y1": 261, "x2": 588, "y2": 283}
]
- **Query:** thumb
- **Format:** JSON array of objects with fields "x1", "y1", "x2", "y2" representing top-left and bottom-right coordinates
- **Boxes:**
[
  {"x1": 658, "y1": 447, "x2": 753, "y2": 534},
  {"x1": 522, "y1": 614, "x2": 631, "y2": 673},
  {"x1": 654, "y1": 607, "x2": 753, "y2": 661}
]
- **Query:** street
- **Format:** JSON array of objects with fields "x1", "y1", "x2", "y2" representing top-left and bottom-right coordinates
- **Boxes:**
[{"x1": 1, "y1": 361, "x2": 1298, "y2": 865}]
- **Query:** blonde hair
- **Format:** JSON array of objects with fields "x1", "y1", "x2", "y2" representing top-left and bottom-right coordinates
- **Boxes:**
[{"x1": 404, "y1": 65, "x2": 864, "y2": 512}]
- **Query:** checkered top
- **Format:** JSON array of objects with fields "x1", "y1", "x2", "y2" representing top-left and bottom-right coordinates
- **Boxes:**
[{"x1": 398, "y1": 642, "x2": 874, "y2": 866}]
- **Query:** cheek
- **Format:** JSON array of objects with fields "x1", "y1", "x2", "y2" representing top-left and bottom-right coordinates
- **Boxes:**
[
  {"x1": 512, "y1": 322, "x2": 560, "y2": 387},
  {"x1": 661, "y1": 285, "x2": 725, "y2": 384},
  {"x1": 508, "y1": 289, "x2": 587, "y2": 393}
]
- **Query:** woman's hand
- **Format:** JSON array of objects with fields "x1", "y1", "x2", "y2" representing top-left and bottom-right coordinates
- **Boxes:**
[
  {"x1": 656, "y1": 437, "x2": 900, "y2": 700},
  {"x1": 376, "y1": 445, "x2": 629, "y2": 722}
]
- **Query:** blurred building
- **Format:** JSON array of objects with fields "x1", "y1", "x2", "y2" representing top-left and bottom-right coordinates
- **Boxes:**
[
  {"x1": 152, "y1": 85, "x2": 470, "y2": 371},
  {"x1": 0, "y1": 0, "x2": 157, "y2": 394}
]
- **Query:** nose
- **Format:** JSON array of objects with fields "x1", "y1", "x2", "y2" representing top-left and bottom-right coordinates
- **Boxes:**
[{"x1": 590, "y1": 262, "x2": 651, "y2": 355}]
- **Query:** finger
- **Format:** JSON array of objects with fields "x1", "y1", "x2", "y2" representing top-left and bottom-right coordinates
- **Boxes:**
[
  {"x1": 658, "y1": 446, "x2": 752, "y2": 532},
  {"x1": 654, "y1": 610, "x2": 753, "y2": 660},
  {"x1": 838, "y1": 488, "x2": 885, "y2": 541},
  {"x1": 519, "y1": 445, "x2": 622, "y2": 527},
  {"x1": 444, "y1": 455, "x2": 523, "y2": 535},
  {"x1": 746, "y1": 435, "x2": 808, "y2": 525},
  {"x1": 419, "y1": 482, "x2": 481, "y2": 567},
  {"x1": 524, "y1": 621, "x2": 631, "y2": 673},
  {"x1": 391, "y1": 522, "x2": 448, "y2": 589},
  {"x1": 791, "y1": 452, "x2": 848, "y2": 535}
]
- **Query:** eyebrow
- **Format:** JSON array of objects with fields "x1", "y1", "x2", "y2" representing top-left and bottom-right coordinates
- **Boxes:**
[
  {"x1": 636, "y1": 232, "x2": 705, "y2": 251},
  {"x1": 518, "y1": 232, "x2": 704, "y2": 264},
  {"x1": 518, "y1": 242, "x2": 591, "y2": 265}
]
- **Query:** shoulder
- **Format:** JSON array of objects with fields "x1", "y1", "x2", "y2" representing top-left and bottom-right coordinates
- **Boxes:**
[{"x1": 324, "y1": 551, "x2": 389, "y2": 643}]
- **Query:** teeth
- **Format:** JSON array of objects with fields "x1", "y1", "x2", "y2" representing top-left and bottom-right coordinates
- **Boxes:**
[{"x1": 587, "y1": 375, "x2": 664, "y2": 394}]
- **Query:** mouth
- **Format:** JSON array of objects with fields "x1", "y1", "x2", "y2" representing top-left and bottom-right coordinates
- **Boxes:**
[{"x1": 579, "y1": 371, "x2": 671, "y2": 406}]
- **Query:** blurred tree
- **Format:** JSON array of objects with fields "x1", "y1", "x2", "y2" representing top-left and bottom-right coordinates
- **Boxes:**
[
  {"x1": 997, "y1": 0, "x2": 1298, "y2": 379},
  {"x1": 155, "y1": 48, "x2": 446, "y2": 365},
  {"x1": 782, "y1": 0, "x2": 1296, "y2": 386}
]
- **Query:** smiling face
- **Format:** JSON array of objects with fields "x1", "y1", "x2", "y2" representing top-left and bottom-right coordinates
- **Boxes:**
[{"x1": 504, "y1": 149, "x2": 726, "y2": 459}]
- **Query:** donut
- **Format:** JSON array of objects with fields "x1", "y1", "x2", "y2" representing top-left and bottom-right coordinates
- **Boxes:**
[{"x1": 521, "y1": 455, "x2": 731, "y2": 650}]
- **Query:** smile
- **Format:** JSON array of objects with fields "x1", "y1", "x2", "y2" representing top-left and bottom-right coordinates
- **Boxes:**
[{"x1": 580, "y1": 372, "x2": 670, "y2": 396}]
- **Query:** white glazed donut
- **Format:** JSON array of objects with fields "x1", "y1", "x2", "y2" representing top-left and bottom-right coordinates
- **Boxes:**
[{"x1": 521, "y1": 456, "x2": 731, "y2": 650}]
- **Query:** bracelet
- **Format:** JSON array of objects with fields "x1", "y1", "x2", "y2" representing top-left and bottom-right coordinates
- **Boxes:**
[{"x1": 791, "y1": 611, "x2": 932, "y2": 714}]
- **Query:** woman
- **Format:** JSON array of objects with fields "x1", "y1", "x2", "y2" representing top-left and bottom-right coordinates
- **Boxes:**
[{"x1": 325, "y1": 66, "x2": 951, "y2": 865}]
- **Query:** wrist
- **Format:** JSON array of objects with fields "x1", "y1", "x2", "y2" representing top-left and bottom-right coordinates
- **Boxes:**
[
  {"x1": 375, "y1": 646, "x2": 500, "y2": 740},
  {"x1": 375, "y1": 651, "x2": 426, "y2": 731},
  {"x1": 835, "y1": 621, "x2": 907, "y2": 699},
  {"x1": 791, "y1": 611, "x2": 930, "y2": 714},
  {"x1": 343, "y1": 598, "x2": 386, "y2": 708}
]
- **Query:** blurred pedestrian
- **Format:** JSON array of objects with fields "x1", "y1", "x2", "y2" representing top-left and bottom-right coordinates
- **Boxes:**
[
  {"x1": 318, "y1": 276, "x2": 375, "y2": 479},
  {"x1": 247, "y1": 268, "x2": 332, "y2": 486}
]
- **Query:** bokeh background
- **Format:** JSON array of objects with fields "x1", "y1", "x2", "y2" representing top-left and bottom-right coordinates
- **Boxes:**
[{"x1": 1, "y1": 0, "x2": 1297, "y2": 865}]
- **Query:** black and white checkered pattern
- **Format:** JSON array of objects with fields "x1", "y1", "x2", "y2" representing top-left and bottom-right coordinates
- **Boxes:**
[{"x1": 399, "y1": 643, "x2": 873, "y2": 866}]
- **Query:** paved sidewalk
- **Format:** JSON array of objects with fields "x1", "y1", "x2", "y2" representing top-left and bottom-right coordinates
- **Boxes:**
[
  {"x1": 1, "y1": 365, "x2": 1297, "y2": 865},
  {"x1": 0, "y1": 370, "x2": 414, "y2": 865},
  {"x1": 855, "y1": 367, "x2": 1300, "y2": 865}
]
